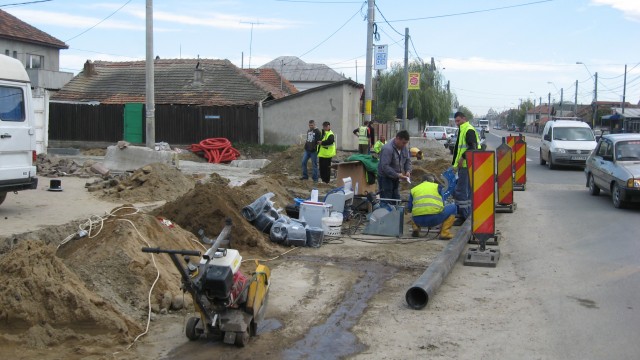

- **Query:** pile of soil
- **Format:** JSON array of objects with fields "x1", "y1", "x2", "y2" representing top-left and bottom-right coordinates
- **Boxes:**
[
  {"x1": 0, "y1": 205, "x2": 234, "y2": 356},
  {"x1": 257, "y1": 144, "x2": 304, "y2": 176},
  {"x1": 95, "y1": 163, "x2": 195, "y2": 203}
]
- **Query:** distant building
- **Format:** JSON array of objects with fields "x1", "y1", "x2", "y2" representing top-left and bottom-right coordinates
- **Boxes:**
[{"x1": 260, "y1": 56, "x2": 346, "y2": 92}]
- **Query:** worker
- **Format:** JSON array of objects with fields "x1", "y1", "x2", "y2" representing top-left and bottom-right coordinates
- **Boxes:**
[
  {"x1": 317, "y1": 121, "x2": 336, "y2": 184},
  {"x1": 451, "y1": 111, "x2": 481, "y2": 225},
  {"x1": 373, "y1": 135, "x2": 386, "y2": 154},
  {"x1": 410, "y1": 147, "x2": 423, "y2": 160},
  {"x1": 407, "y1": 174, "x2": 457, "y2": 239},
  {"x1": 377, "y1": 130, "x2": 411, "y2": 200},
  {"x1": 353, "y1": 121, "x2": 370, "y2": 154}
]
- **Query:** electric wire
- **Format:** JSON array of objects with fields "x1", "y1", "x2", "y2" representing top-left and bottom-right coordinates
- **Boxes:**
[
  {"x1": 0, "y1": 0, "x2": 51, "y2": 8},
  {"x1": 64, "y1": 0, "x2": 133, "y2": 43}
]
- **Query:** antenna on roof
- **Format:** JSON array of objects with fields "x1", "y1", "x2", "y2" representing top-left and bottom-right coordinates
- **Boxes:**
[{"x1": 240, "y1": 20, "x2": 264, "y2": 69}]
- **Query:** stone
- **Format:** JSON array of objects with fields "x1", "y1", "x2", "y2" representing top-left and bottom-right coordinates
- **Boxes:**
[
  {"x1": 141, "y1": 165, "x2": 153, "y2": 174},
  {"x1": 90, "y1": 162, "x2": 110, "y2": 176},
  {"x1": 87, "y1": 185, "x2": 103, "y2": 192},
  {"x1": 161, "y1": 291, "x2": 172, "y2": 311},
  {"x1": 171, "y1": 294, "x2": 185, "y2": 310}
]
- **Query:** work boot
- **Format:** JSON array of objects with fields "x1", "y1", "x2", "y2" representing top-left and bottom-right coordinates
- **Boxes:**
[
  {"x1": 439, "y1": 215, "x2": 455, "y2": 240},
  {"x1": 410, "y1": 220, "x2": 421, "y2": 237},
  {"x1": 452, "y1": 217, "x2": 465, "y2": 226}
]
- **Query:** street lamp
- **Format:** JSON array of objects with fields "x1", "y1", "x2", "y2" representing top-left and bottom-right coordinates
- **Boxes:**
[{"x1": 547, "y1": 81, "x2": 558, "y2": 92}]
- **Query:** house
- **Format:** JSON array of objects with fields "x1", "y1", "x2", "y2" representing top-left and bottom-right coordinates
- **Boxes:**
[
  {"x1": 50, "y1": 58, "x2": 281, "y2": 146},
  {"x1": 243, "y1": 67, "x2": 298, "y2": 97},
  {"x1": 604, "y1": 108, "x2": 640, "y2": 133},
  {"x1": 261, "y1": 79, "x2": 363, "y2": 150},
  {"x1": 0, "y1": 9, "x2": 73, "y2": 90},
  {"x1": 260, "y1": 56, "x2": 346, "y2": 92}
]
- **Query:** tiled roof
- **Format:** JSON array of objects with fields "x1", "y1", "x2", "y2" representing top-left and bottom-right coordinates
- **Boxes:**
[
  {"x1": 52, "y1": 59, "x2": 275, "y2": 106},
  {"x1": 263, "y1": 79, "x2": 363, "y2": 107},
  {"x1": 260, "y1": 56, "x2": 346, "y2": 82},
  {"x1": 243, "y1": 68, "x2": 298, "y2": 97},
  {"x1": 0, "y1": 9, "x2": 68, "y2": 49}
]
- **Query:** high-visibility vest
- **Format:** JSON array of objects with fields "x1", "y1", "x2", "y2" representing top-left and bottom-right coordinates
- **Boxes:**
[
  {"x1": 358, "y1": 126, "x2": 369, "y2": 145},
  {"x1": 373, "y1": 140, "x2": 385, "y2": 154},
  {"x1": 453, "y1": 121, "x2": 481, "y2": 168},
  {"x1": 318, "y1": 130, "x2": 336, "y2": 158},
  {"x1": 411, "y1": 182, "x2": 444, "y2": 216}
]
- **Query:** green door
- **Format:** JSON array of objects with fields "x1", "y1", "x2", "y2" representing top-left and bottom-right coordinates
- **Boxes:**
[{"x1": 123, "y1": 103, "x2": 143, "y2": 143}]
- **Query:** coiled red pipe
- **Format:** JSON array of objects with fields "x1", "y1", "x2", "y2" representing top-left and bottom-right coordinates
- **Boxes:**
[{"x1": 188, "y1": 138, "x2": 240, "y2": 163}]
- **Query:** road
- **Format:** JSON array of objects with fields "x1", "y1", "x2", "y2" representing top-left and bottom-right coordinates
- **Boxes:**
[{"x1": 484, "y1": 129, "x2": 640, "y2": 359}]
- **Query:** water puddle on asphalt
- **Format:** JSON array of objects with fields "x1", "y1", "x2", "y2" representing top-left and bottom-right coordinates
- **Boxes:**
[
  {"x1": 282, "y1": 257, "x2": 397, "y2": 360},
  {"x1": 257, "y1": 318, "x2": 283, "y2": 334}
]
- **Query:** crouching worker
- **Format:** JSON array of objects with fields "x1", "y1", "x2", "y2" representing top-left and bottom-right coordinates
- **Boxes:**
[{"x1": 407, "y1": 173, "x2": 457, "y2": 239}]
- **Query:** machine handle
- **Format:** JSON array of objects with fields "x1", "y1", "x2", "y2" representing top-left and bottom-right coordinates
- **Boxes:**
[{"x1": 141, "y1": 247, "x2": 201, "y2": 257}]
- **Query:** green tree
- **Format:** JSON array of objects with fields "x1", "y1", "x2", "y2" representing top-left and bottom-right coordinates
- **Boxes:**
[
  {"x1": 456, "y1": 105, "x2": 474, "y2": 123},
  {"x1": 373, "y1": 60, "x2": 452, "y2": 128}
]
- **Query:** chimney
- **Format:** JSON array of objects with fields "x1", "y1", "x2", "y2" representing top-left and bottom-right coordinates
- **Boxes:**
[
  {"x1": 194, "y1": 61, "x2": 203, "y2": 84},
  {"x1": 83, "y1": 60, "x2": 96, "y2": 77}
]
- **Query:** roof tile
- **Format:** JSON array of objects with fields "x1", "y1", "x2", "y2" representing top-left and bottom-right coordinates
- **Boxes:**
[{"x1": 0, "y1": 9, "x2": 68, "y2": 49}]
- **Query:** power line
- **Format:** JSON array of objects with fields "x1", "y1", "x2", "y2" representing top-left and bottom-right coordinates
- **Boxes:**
[
  {"x1": 385, "y1": 0, "x2": 553, "y2": 23},
  {"x1": 373, "y1": 3, "x2": 403, "y2": 37},
  {"x1": 0, "y1": 0, "x2": 51, "y2": 8},
  {"x1": 275, "y1": 0, "x2": 362, "y2": 3},
  {"x1": 64, "y1": 0, "x2": 132, "y2": 43}
]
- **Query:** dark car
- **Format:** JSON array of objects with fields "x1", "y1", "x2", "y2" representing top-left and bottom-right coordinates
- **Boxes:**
[{"x1": 585, "y1": 134, "x2": 640, "y2": 208}]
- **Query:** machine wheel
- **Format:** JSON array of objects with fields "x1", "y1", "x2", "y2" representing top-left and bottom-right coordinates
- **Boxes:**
[
  {"x1": 539, "y1": 150, "x2": 546, "y2": 165},
  {"x1": 185, "y1": 316, "x2": 200, "y2": 341},
  {"x1": 611, "y1": 183, "x2": 626, "y2": 209},
  {"x1": 588, "y1": 174, "x2": 600, "y2": 196},
  {"x1": 0, "y1": 192, "x2": 6, "y2": 206},
  {"x1": 235, "y1": 330, "x2": 249, "y2": 347},
  {"x1": 547, "y1": 152, "x2": 556, "y2": 170}
]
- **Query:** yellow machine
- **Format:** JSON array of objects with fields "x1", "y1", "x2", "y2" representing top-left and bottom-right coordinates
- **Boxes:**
[{"x1": 142, "y1": 220, "x2": 270, "y2": 347}]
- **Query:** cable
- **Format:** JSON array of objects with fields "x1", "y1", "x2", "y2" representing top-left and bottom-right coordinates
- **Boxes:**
[
  {"x1": 385, "y1": 0, "x2": 554, "y2": 23},
  {"x1": 64, "y1": 0, "x2": 132, "y2": 43},
  {"x1": 241, "y1": 246, "x2": 300, "y2": 263},
  {"x1": 374, "y1": 2, "x2": 404, "y2": 37},
  {"x1": 0, "y1": 0, "x2": 51, "y2": 8}
]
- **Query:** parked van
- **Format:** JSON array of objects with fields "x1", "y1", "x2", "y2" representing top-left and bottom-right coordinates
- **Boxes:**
[
  {"x1": 0, "y1": 54, "x2": 38, "y2": 206},
  {"x1": 539, "y1": 119, "x2": 596, "y2": 170}
]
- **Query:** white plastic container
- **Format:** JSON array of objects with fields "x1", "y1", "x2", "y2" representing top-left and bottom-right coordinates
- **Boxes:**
[
  {"x1": 310, "y1": 188, "x2": 319, "y2": 202},
  {"x1": 299, "y1": 202, "x2": 332, "y2": 228},
  {"x1": 322, "y1": 216, "x2": 343, "y2": 237}
]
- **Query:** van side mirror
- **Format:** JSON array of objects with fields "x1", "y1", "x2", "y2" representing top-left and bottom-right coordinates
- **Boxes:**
[{"x1": 543, "y1": 134, "x2": 551, "y2": 141}]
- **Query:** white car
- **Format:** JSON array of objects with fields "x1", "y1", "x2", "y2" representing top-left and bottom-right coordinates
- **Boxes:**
[
  {"x1": 539, "y1": 119, "x2": 597, "y2": 169},
  {"x1": 423, "y1": 126, "x2": 449, "y2": 145},
  {"x1": 0, "y1": 55, "x2": 38, "y2": 206}
]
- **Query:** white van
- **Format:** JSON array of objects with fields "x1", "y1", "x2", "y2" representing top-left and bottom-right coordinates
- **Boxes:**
[
  {"x1": 0, "y1": 55, "x2": 38, "y2": 206},
  {"x1": 539, "y1": 119, "x2": 597, "y2": 169}
]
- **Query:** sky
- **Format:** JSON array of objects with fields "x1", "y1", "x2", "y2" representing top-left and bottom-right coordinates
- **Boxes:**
[{"x1": 4, "y1": 0, "x2": 640, "y2": 117}]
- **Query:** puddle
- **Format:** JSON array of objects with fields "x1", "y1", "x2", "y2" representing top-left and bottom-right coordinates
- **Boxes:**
[
  {"x1": 282, "y1": 257, "x2": 397, "y2": 360},
  {"x1": 257, "y1": 318, "x2": 283, "y2": 334}
]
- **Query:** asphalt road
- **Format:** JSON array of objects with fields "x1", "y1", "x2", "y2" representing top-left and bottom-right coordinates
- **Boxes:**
[{"x1": 484, "y1": 129, "x2": 640, "y2": 359}]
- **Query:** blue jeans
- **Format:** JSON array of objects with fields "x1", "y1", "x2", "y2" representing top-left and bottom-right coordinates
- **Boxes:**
[
  {"x1": 412, "y1": 204, "x2": 457, "y2": 228},
  {"x1": 454, "y1": 167, "x2": 471, "y2": 219},
  {"x1": 301, "y1": 150, "x2": 318, "y2": 181},
  {"x1": 378, "y1": 175, "x2": 400, "y2": 200}
]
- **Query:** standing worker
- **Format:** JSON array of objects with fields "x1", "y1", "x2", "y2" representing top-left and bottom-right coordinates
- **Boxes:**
[
  {"x1": 407, "y1": 174, "x2": 457, "y2": 239},
  {"x1": 300, "y1": 119, "x2": 322, "y2": 183},
  {"x1": 373, "y1": 135, "x2": 386, "y2": 154},
  {"x1": 353, "y1": 121, "x2": 370, "y2": 154},
  {"x1": 377, "y1": 130, "x2": 411, "y2": 200},
  {"x1": 367, "y1": 121, "x2": 376, "y2": 152},
  {"x1": 452, "y1": 111, "x2": 481, "y2": 225},
  {"x1": 318, "y1": 121, "x2": 336, "y2": 184}
]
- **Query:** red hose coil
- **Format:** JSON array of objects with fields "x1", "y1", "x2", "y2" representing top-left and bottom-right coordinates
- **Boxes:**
[{"x1": 188, "y1": 138, "x2": 240, "y2": 163}]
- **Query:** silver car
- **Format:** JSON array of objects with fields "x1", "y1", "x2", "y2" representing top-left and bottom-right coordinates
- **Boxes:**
[{"x1": 585, "y1": 134, "x2": 640, "y2": 208}]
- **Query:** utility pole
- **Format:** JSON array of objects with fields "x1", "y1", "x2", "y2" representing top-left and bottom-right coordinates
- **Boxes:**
[
  {"x1": 594, "y1": 72, "x2": 598, "y2": 128},
  {"x1": 145, "y1": 0, "x2": 155, "y2": 148},
  {"x1": 402, "y1": 27, "x2": 409, "y2": 130},
  {"x1": 574, "y1": 80, "x2": 578, "y2": 116},
  {"x1": 548, "y1": 92, "x2": 551, "y2": 120},
  {"x1": 622, "y1": 64, "x2": 627, "y2": 115},
  {"x1": 364, "y1": 0, "x2": 374, "y2": 125},
  {"x1": 559, "y1": 88, "x2": 563, "y2": 116}
]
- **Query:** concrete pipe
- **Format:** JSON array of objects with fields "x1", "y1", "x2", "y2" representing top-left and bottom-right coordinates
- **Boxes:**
[{"x1": 405, "y1": 220, "x2": 472, "y2": 309}]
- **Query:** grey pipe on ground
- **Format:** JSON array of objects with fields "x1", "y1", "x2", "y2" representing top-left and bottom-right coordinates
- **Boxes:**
[{"x1": 405, "y1": 220, "x2": 472, "y2": 309}]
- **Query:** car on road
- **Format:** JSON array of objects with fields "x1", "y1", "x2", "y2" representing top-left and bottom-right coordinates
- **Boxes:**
[
  {"x1": 446, "y1": 128, "x2": 458, "y2": 154},
  {"x1": 422, "y1": 125, "x2": 449, "y2": 145},
  {"x1": 539, "y1": 119, "x2": 597, "y2": 169},
  {"x1": 585, "y1": 134, "x2": 640, "y2": 208}
]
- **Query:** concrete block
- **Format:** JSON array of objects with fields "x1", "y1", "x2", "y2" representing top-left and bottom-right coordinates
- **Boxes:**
[
  {"x1": 90, "y1": 162, "x2": 110, "y2": 176},
  {"x1": 229, "y1": 159, "x2": 271, "y2": 169},
  {"x1": 103, "y1": 145, "x2": 177, "y2": 172},
  {"x1": 48, "y1": 147, "x2": 81, "y2": 156},
  {"x1": 463, "y1": 247, "x2": 500, "y2": 267}
]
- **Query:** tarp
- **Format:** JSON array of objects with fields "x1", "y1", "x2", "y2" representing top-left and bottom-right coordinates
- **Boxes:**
[{"x1": 346, "y1": 154, "x2": 379, "y2": 174}]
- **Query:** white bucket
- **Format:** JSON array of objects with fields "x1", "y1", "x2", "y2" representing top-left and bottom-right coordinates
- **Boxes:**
[{"x1": 322, "y1": 216, "x2": 342, "y2": 237}]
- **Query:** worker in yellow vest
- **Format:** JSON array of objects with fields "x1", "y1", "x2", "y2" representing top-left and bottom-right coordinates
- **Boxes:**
[
  {"x1": 353, "y1": 121, "x2": 370, "y2": 154},
  {"x1": 373, "y1": 135, "x2": 386, "y2": 154},
  {"x1": 408, "y1": 174, "x2": 457, "y2": 239},
  {"x1": 318, "y1": 121, "x2": 336, "y2": 184},
  {"x1": 451, "y1": 111, "x2": 481, "y2": 225}
]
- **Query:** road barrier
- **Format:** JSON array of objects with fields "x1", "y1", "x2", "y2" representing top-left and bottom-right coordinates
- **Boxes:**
[
  {"x1": 468, "y1": 150, "x2": 498, "y2": 244},
  {"x1": 513, "y1": 135, "x2": 527, "y2": 191},
  {"x1": 496, "y1": 139, "x2": 516, "y2": 213}
]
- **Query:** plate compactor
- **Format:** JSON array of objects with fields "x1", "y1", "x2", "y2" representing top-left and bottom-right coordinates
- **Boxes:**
[{"x1": 142, "y1": 219, "x2": 270, "y2": 347}]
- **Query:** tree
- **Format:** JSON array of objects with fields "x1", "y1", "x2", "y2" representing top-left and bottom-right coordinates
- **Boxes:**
[
  {"x1": 456, "y1": 105, "x2": 474, "y2": 123},
  {"x1": 373, "y1": 60, "x2": 452, "y2": 127}
]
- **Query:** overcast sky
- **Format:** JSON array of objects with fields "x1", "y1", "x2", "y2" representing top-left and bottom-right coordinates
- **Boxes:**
[{"x1": 5, "y1": 0, "x2": 639, "y2": 117}]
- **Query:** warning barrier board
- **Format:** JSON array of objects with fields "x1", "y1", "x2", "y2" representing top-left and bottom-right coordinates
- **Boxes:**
[
  {"x1": 513, "y1": 135, "x2": 527, "y2": 191},
  {"x1": 468, "y1": 150, "x2": 497, "y2": 244},
  {"x1": 496, "y1": 140, "x2": 516, "y2": 213}
]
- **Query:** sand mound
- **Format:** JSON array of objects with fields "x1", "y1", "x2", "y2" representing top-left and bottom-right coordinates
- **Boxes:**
[
  {"x1": 98, "y1": 163, "x2": 195, "y2": 203},
  {"x1": 257, "y1": 144, "x2": 304, "y2": 176},
  {"x1": 0, "y1": 240, "x2": 141, "y2": 349}
]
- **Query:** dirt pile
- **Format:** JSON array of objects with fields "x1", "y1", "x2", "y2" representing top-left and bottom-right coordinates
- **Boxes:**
[
  {"x1": 0, "y1": 240, "x2": 142, "y2": 350},
  {"x1": 155, "y1": 174, "x2": 308, "y2": 257},
  {"x1": 90, "y1": 163, "x2": 195, "y2": 203},
  {"x1": 36, "y1": 154, "x2": 96, "y2": 178},
  {"x1": 257, "y1": 144, "x2": 304, "y2": 176}
]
